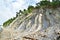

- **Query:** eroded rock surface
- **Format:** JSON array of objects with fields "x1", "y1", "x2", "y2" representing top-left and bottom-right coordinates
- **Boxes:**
[{"x1": 0, "y1": 8, "x2": 60, "y2": 40}]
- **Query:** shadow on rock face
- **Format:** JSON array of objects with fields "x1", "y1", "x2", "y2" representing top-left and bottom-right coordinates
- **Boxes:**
[
  {"x1": 23, "y1": 36, "x2": 38, "y2": 40},
  {"x1": 56, "y1": 36, "x2": 60, "y2": 40}
]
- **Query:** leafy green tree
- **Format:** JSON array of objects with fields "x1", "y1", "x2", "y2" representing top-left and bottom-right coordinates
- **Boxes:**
[
  {"x1": 28, "y1": 5, "x2": 34, "y2": 13},
  {"x1": 36, "y1": 1, "x2": 50, "y2": 8},
  {"x1": 50, "y1": 0, "x2": 60, "y2": 8},
  {"x1": 16, "y1": 12, "x2": 20, "y2": 17},
  {"x1": 19, "y1": 10, "x2": 23, "y2": 13},
  {"x1": 23, "y1": 9, "x2": 28, "y2": 15},
  {"x1": 35, "y1": 5, "x2": 40, "y2": 9},
  {"x1": 36, "y1": 2, "x2": 41, "y2": 9}
]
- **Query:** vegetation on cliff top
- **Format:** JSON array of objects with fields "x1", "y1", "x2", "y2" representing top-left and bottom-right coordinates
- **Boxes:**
[
  {"x1": 3, "y1": 0, "x2": 60, "y2": 27},
  {"x1": 3, "y1": 17, "x2": 16, "y2": 27}
]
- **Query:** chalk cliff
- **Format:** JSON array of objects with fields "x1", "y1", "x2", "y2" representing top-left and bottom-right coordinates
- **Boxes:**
[{"x1": 0, "y1": 8, "x2": 60, "y2": 40}]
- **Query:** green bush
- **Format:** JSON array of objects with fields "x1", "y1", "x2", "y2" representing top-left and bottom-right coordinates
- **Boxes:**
[
  {"x1": 23, "y1": 9, "x2": 28, "y2": 15},
  {"x1": 16, "y1": 12, "x2": 20, "y2": 17},
  {"x1": 3, "y1": 17, "x2": 16, "y2": 27},
  {"x1": 36, "y1": 1, "x2": 50, "y2": 8},
  {"x1": 36, "y1": 1, "x2": 60, "y2": 8},
  {"x1": 28, "y1": 5, "x2": 34, "y2": 13},
  {"x1": 50, "y1": 1, "x2": 60, "y2": 8}
]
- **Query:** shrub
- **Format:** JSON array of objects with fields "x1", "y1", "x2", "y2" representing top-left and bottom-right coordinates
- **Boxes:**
[
  {"x1": 23, "y1": 9, "x2": 28, "y2": 15},
  {"x1": 28, "y1": 5, "x2": 34, "y2": 13},
  {"x1": 3, "y1": 17, "x2": 16, "y2": 27}
]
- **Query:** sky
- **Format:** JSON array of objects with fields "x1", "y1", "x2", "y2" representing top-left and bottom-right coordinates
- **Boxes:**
[{"x1": 0, "y1": 0, "x2": 41, "y2": 25}]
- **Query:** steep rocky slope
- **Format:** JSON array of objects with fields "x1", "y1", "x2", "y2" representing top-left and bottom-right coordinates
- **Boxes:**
[{"x1": 0, "y1": 8, "x2": 60, "y2": 40}]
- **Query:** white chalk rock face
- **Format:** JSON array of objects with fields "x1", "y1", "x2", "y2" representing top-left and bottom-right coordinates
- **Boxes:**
[{"x1": 0, "y1": 8, "x2": 60, "y2": 40}]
